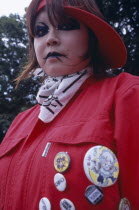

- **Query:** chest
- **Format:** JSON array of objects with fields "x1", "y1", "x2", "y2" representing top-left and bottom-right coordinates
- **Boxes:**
[{"x1": 0, "y1": 84, "x2": 121, "y2": 210}]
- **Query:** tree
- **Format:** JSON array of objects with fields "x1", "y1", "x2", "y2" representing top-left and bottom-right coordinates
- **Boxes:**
[
  {"x1": 0, "y1": 14, "x2": 39, "y2": 142},
  {"x1": 97, "y1": 0, "x2": 139, "y2": 75}
]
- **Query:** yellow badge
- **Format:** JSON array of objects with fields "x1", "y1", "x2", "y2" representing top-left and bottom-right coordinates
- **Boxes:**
[
  {"x1": 54, "y1": 152, "x2": 70, "y2": 173},
  {"x1": 83, "y1": 145, "x2": 119, "y2": 187},
  {"x1": 119, "y1": 198, "x2": 131, "y2": 210}
]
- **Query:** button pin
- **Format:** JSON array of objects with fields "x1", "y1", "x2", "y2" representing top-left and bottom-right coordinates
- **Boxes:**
[
  {"x1": 54, "y1": 173, "x2": 67, "y2": 191},
  {"x1": 39, "y1": 197, "x2": 51, "y2": 210},
  {"x1": 54, "y1": 152, "x2": 70, "y2": 173},
  {"x1": 60, "y1": 198, "x2": 75, "y2": 210},
  {"x1": 119, "y1": 198, "x2": 131, "y2": 210},
  {"x1": 85, "y1": 185, "x2": 103, "y2": 205},
  {"x1": 83, "y1": 145, "x2": 119, "y2": 187}
]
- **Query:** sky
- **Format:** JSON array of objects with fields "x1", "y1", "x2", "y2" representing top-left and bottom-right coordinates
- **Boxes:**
[{"x1": 0, "y1": 0, "x2": 32, "y2": 17}]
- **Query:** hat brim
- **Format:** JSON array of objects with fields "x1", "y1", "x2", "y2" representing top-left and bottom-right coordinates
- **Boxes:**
[{"x1": 64, "y1": 6, "x2": 127, "y2": 69}]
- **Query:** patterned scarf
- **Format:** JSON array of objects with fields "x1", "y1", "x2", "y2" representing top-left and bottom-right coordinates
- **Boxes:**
[{"x1": 35, "y1": 67, "x2": 92, "y2": 123}]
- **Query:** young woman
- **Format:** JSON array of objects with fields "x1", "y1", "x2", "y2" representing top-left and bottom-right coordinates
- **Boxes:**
[{"x1": 0, "y1": 0, "x2": 139, "y2": 209}]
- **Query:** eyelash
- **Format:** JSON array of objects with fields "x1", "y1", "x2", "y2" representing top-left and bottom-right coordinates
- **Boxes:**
[
  {"x1": 34, "y1": 22, "x2": 80, "y2": 38},
  {"x1": 34, "y1": 25, "x2": 49, "y2": 38}
]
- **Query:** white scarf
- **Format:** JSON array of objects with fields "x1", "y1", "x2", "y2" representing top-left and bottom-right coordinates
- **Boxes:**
[{"x1": 35, "y1": 67, "x2": 92, "y2": 123}]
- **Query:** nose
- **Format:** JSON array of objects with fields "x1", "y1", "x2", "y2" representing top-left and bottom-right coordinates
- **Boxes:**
[{"x1": 46, "y1": 28, "x2": 60, "y2": 46}]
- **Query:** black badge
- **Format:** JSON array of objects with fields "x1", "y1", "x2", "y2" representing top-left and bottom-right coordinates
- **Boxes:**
[{"x1": 85, "y1": 185, "x2": 103, "y2": 205}]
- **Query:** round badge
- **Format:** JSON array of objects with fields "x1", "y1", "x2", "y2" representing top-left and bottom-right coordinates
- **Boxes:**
[
  {"x1": 54, "y1": 173, "x2": 67, "y2": 192},
  {"x1": 54, "y1": 152, "x2": 70, "y2": 173},
  {"x1": 60, "y1": 198, "x2": 75, "y2": 210},
  {"x1": 85, "y1": 185, "x2": 103, "y2": 205},
  {"x1": 39, "y1": 197, "x2": 51, "y2": 210},
  {"x1": 83, "y1": 145, "x2": 119, "y2": 187},
  {"x1": 119, "y1": 198, "x2": 131, "y2": 210}
]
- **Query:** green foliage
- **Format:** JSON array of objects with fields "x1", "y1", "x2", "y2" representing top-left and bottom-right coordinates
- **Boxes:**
[
  {"x1": 0, "y1": 14, "x2": 39, "y2": 142},
  {"x1": 97, "y1": 0, "x2": 139, "y2": 75}
]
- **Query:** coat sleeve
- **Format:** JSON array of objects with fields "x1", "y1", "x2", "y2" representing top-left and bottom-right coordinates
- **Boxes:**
[{"x1": 114, "y1": 83, "x2": 139, "y2": 209}]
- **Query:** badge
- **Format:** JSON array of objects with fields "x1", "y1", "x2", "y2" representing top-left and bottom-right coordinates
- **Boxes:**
[
  {"x1": 85, "y1": 185, "x2": 103, "y2": 205},
  {"x1": 54, "y1": 173, "x2": 67, "y2": 191},
  {"x1": 39, "y1": 197, "x2": 51, "y2": 210},
  {"x1": 83, "y1": 145, "x2": 119, "y2": 187},
  {"x1": 60, "y1": 198, "x2": 75, "y2": 210},
  {"x1": 54, "y1": 152, "x2": 70, "y2": 173},
  {"x1": 119, "y1": 198, "x2": 131, "y2": 210}
]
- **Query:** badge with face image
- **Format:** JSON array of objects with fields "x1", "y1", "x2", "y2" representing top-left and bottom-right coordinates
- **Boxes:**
[{"x1": 83, "y1": 145, "x2": 119, "y2": 187}]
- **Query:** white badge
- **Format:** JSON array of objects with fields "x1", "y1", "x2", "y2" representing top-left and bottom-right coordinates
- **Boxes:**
[
  {"x1": 39, "y1": 197, "x2": 51, "y2": 210},
  {"x1": 60, "y1": 198, "x2": 75, "y2": 210},
  {"x1": 54, "y1": 173, "x2": 67, "y2": 191},
  {"x1": 83, "y1": 145, "x2": 119, "y2": 187}
]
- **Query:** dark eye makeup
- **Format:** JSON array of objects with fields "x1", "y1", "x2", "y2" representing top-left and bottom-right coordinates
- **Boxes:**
[
  {"x1": 58, "y1": 19, "x2": 80, "y2": 31},
  {"x1": 34, "y1": 18, "x2": 80, "y2": 38},
  {"x1": 34, "y1": 23, "x2": 49, "y2": 38}
]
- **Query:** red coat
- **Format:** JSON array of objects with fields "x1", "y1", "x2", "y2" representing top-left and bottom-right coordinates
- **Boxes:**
[{"x1": 0, "y1": 72, "x2": 139, "y2": 210}]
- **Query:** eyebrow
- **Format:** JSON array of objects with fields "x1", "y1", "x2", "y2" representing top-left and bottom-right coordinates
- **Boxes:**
[
  {"x1": 35, "y1": 22, "x2": 48, "y2": 28},
  {"x1": 36, "y1": 22, "x2": 46, "y2": 25}
]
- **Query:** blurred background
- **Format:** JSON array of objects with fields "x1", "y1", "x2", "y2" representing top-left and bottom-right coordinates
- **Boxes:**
[{"x1": 0, "y1": 0, "x2": 139, "y2": 142}]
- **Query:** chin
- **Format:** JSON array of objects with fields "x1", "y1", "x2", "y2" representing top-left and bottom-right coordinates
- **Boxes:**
[
  {"x1": 44, "y1": 67, "x2": 76, "y2": 77},
  {"x1": 43, "y1": 67, "x2": 59, "y2": 77},
  {"x1": 45, "y1": 69, "x2": 64, "y2": 77}
]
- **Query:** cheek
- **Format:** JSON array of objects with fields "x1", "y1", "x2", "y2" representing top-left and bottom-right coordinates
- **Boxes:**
[
  {"x1": 34, "y1": 41, "x2": 40, "y2": 55},
  {"x1": 78, "y1": 38, "x2": 89, "y2": 54},
  {"x1": 78, "y1": 33, "x2": 89, "y2": 49},
  {"x1": 66, "y1": 32, "x2": 89, "y2": 57},
  {"x1": 34, "y1": 41, "x2": 38, "y2": 57},
  {"x1": 34, "y1": 40, "x2": 43, "y2": 63}
]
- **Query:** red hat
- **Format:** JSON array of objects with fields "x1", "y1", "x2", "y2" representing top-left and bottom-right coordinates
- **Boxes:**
[{"x1": 37, "y1": 0, "x2": 127, "y2": 69}]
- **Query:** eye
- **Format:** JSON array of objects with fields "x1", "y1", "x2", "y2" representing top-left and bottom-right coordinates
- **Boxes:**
[
  {"x1": 34, "y1": 24, "x2": 49, "y2": 38},
  {"x1": 58, "y1": 19, "x2": 80, "y2": 31}
]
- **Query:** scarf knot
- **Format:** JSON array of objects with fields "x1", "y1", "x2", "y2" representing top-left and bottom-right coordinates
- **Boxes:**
[{"x1": 36, "y1": 67, "x2": 93, "y2": 122}]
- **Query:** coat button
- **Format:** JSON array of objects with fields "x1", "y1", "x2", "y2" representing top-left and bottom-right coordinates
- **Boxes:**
[
  {"x1": 54, "y1": 152, "x2": 70, "y2": 173},
  {"x1": 60, "y1": 198, "x2": 75, "y2": 210},
  {"x1": 119, "y1": 198, "x2": 131, "y2": 210},
  {"x1": 54, "y1": 173, "x2": 67, "y2": 191},
  {"x1": 83, "y1": 145, "x2": 119, "y2": 187},
  {"x1": 85, "y1": 185, "x2": 103, "y2": 205},
  {"x1": 39, "y1": 197, "x2": 51, "y2": 210}
]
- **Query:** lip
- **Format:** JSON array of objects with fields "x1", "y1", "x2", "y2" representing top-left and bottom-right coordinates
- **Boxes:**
[{"x1": 44, "y1": 52, "x2": 65, "y2": 60}]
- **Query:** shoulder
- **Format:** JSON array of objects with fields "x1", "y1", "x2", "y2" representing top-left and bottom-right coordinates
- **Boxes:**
[
  {"x1": 94, "y1": 72, "x2": 139, "y2": 96},
  {"x1": 2, "y1": 105, "x2": 40, "y2": 142},
  {"x1": 83, "y1": 72, "x2": 139, "y2": 111},
  {"x1": 106, "y1": 72, "x2": 139, "y2": 94},
  {"x1": 15, "y1": 104, "x2": 40, "y2": 122},
  {"x1": 111, "y1": 72, "x2": 139, "y2": 100},
  {"x1": 87, "y1": 72, "x2": 139, "y2": 95},
  {"x1": 101, "y1": 72, "x2": 139, "y2": 105}
]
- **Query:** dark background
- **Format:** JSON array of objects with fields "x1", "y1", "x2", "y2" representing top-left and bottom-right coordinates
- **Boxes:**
[{"x1": 0, "y1": 0, "x2": 139, "y2": 142}]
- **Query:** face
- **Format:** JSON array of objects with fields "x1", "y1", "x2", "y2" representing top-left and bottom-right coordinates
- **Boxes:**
[{"x1": 34, "y1": 9, "x2": 91, "y2": 77}]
